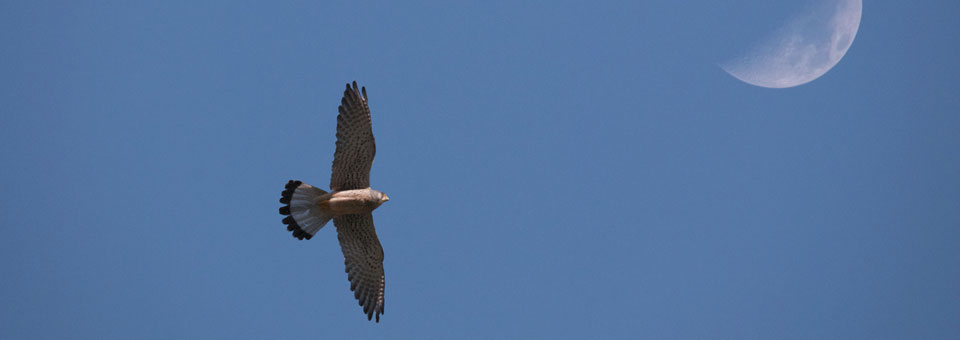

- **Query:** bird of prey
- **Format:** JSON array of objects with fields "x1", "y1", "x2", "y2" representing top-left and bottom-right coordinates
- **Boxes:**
[{"x1": 279, "y1": 81, "x2": 388, "y2": 322}]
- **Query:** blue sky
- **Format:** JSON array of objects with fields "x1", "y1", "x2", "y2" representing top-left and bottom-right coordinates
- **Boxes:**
[{"x1": 1, "y1": 1, "x2": 958, "y2": 339}]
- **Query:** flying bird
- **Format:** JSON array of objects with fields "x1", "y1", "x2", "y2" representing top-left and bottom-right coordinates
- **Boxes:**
[{"x1": 279, "y1": 81, "x2": 388, "y2": 322}]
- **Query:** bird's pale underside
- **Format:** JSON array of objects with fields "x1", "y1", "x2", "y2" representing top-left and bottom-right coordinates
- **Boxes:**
[{"x1": 278, "y1": 81, "x2": 387, "y2": 322}]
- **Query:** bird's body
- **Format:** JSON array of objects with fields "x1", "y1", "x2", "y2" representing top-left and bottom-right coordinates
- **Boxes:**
[
  {"x1": 278, "y1": 81, "x2": 388, "y2": 322},
  {"x1": 319, "y1": 188, "x2": 389, "y2": 216}
]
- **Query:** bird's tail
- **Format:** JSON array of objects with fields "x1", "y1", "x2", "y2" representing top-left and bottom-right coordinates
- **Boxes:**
[{"x1": 279, "y1": 180, "x2": 332, "y2": 240}]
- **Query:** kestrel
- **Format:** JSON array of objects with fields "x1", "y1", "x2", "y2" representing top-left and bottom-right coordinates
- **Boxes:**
[{"x1": 279, "y1": 81, "x2": 388, "y2": 322}]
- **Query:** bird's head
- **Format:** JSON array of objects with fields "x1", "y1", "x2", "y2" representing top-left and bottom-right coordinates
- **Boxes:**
[{"x1": 365, "y1": 190, "x2": 389, "y2": 209}]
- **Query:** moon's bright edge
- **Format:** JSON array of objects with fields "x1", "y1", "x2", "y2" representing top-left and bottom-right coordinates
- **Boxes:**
[{"x1": 722, "y1": 0, "x2": 862, "y2": 88}]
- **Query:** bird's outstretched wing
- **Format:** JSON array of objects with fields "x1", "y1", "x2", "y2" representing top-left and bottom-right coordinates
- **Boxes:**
[
  {"x1": 334, "y1": 213, "x2": 385, "y2": 322},
  {"x1": 330, "y1": 81, "x2": 376, "y2": 191}
]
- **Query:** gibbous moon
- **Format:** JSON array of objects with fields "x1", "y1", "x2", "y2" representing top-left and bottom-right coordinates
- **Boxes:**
[{"x1": 721, "y1": 0, "x2": 862, "y2": 88}]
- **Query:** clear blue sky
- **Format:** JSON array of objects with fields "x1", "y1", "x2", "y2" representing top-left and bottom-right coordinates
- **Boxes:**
[{"x1": 2, "y1": 1, "x2": 958, "y2": 339}]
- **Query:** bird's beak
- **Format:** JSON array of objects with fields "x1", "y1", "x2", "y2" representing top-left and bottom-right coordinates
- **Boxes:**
[{"x1": 382, "y1": 194, "x2": 390, "y2": 202}]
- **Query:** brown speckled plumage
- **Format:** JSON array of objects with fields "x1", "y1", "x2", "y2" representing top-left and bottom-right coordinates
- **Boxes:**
[{"x1": 279, "y1": 81, "x2": 387, "y2": 322}]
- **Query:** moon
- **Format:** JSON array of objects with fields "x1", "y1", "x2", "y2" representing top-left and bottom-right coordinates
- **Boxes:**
[{"x1": 721, "y1": 0, "x2": 862, "y2": 88}]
